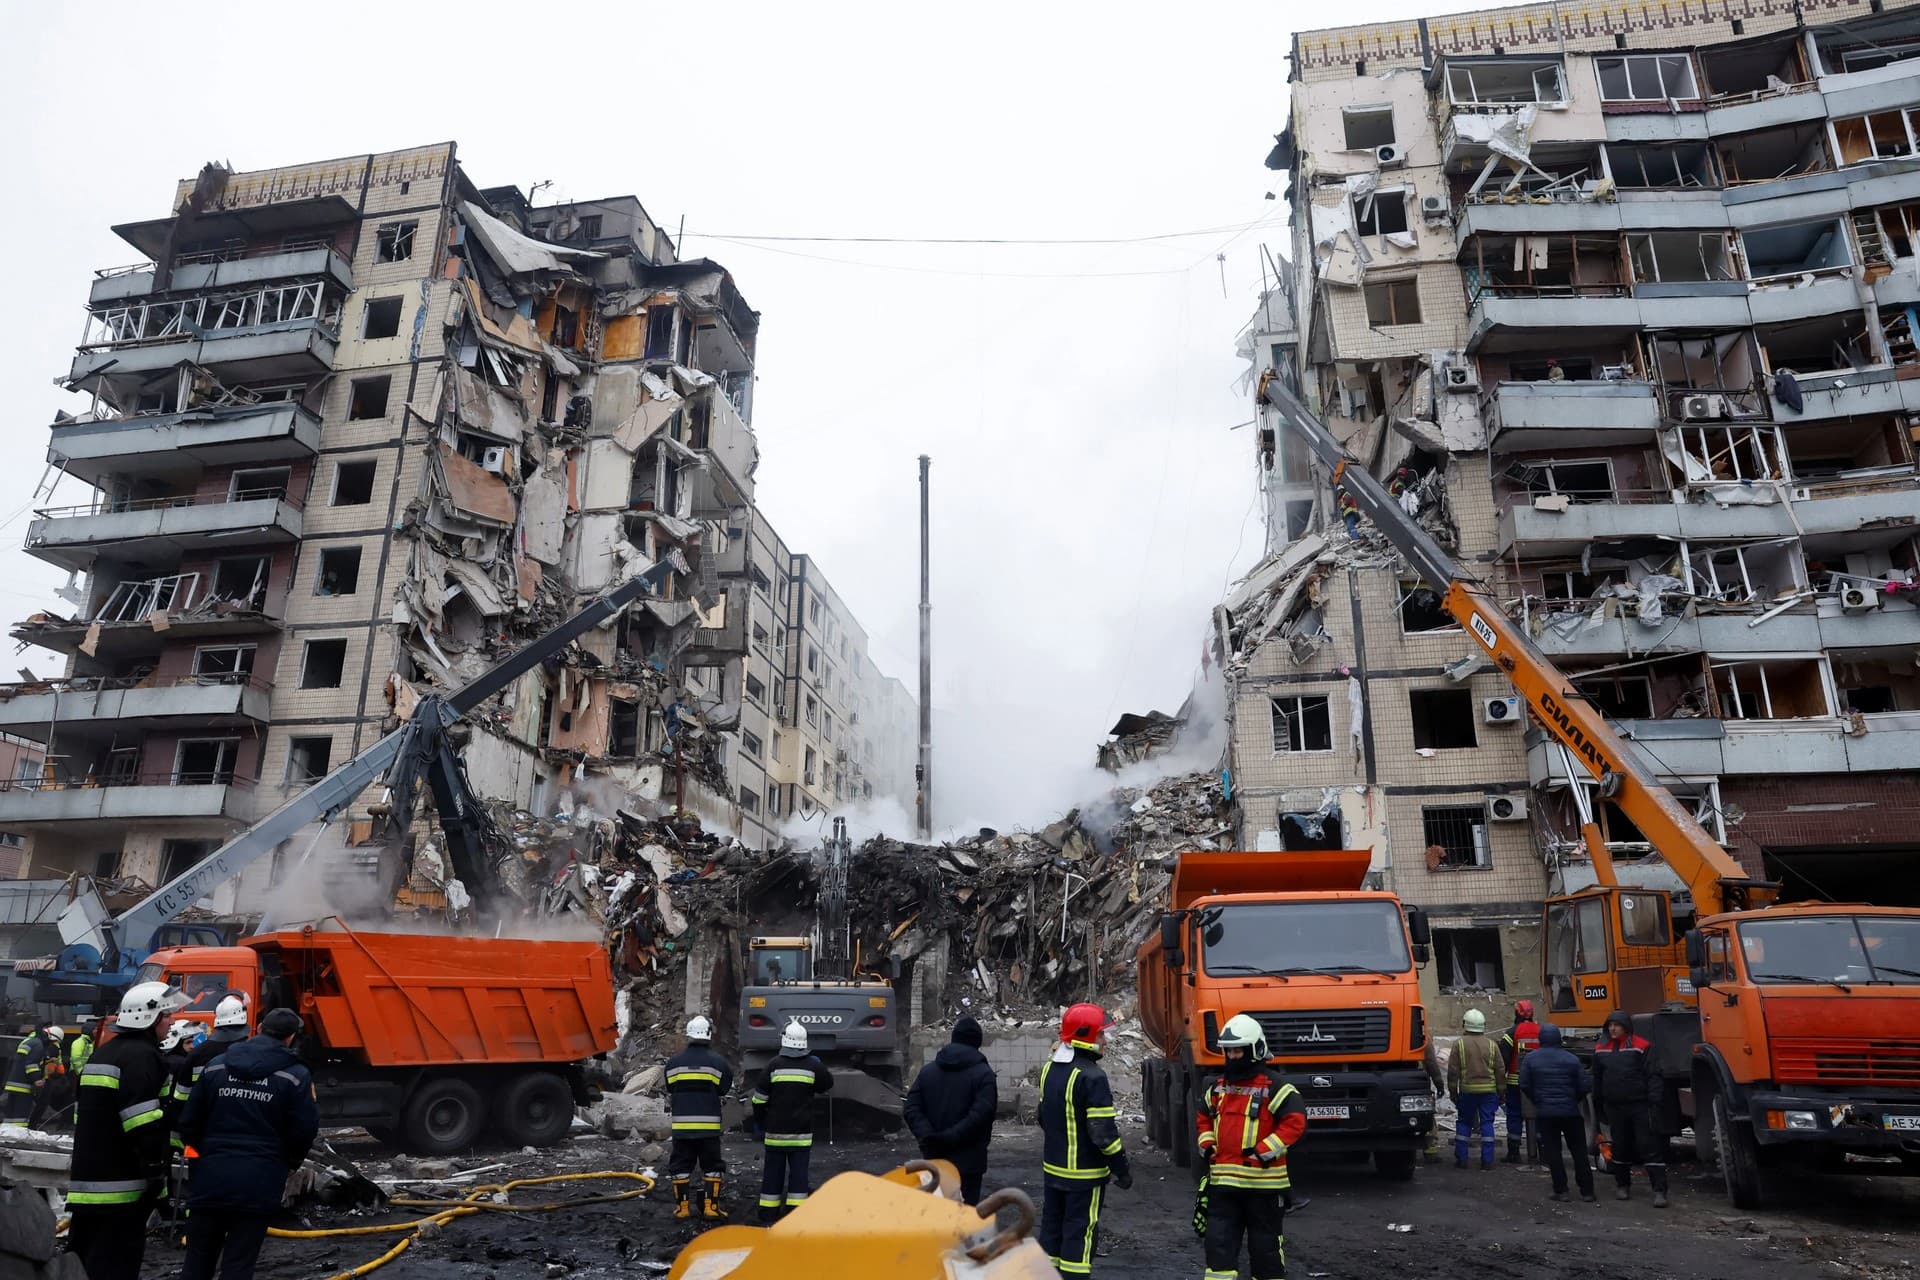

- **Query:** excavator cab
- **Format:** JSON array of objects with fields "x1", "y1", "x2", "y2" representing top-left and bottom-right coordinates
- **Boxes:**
[{"x1": 1542, "y1": 886, "x2": 1690, "y2": 1030}]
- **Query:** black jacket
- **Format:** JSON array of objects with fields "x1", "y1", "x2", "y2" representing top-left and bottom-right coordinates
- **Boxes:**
[
  {"x1": 1039, "y1": 1048, "x2": 1127, "y2": 1184},
  {"x1": 185, "y1": 1028, "x2": 246, "y2": 1088},
  {"x1": 1590, "y1": 1016, "x2": 1663, "y2": 1124},
  {"x1": 750, "y1": 1052, "x2": 832, "y2": 1145},
  {"x1": 1517, "y1": 1024, "x2": 1588, "y2": 1119},
  {"x1": 904, "y1": 1043, "x2": 998, "y2": 1173},
  {"x1": 71, "y1": 1026, "x2": 171, "y2": 1207},
  {"x1": 665, "y1": 1043, "x2": 733, "y2": 1136},
  {"x1": 178, "y1": 1035, "x2": 320, "y2": 1212}
]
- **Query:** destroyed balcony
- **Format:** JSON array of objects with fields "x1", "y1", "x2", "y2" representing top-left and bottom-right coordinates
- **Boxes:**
[
  {"x1": 69, "y1": 280, "x2": 342, "y2": 399},
  {"x1": 1524, "y1": 712, "x2": 1920, "y2": 779},
  {"x1": 25, "y1": 490, "x2": 303, "y2": 572},
  {"x1": 88, "y1": 245, "x2": 352, "y2": 307},
  {"x1": 1816, "y1": 595, "x2": 1920, "y2": 648},
  {"x1": 682, "y1": 584, "x2": 749, "y2": 664},
  {"x1": 1485, "y1": 380, "x2": 1660, "y2": 451},
  {"x1": 1501, "y1": 483, "x2": 1920, "y2": 556},
  {"x1": 47, "y1": 402, "x2": 320, "y2": 489},
  {"x1": 11, "y1": 567, "x2": 283, "y2": 660},
  {"x1": 1466, "y1": 288, "x2": 1752, "y2": 350},
  {"x1": 1768, "y1": 365, "x2": 1919, "y2": 420},
  {"x1": 0, "y1": 675, "x2": 271, "y2": 742},
  {"x1": 0, "y1": 772, "x2": 255, "y2": 829},
  {"x1": 1704, "y1": 86, "x2": 1828, "y2": 138}
]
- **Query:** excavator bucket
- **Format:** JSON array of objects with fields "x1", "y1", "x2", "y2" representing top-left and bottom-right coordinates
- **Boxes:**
[
  {"x1": 668, "y1": 1162, "x2": 1053, "y2": 1280},
  {"x1": 1169, "y1": 849, "x2": 1373, "y2": 908}
]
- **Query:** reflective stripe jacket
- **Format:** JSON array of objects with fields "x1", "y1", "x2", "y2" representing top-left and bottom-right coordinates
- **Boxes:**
[
  {"x1": 1499, "y1": 1020, "x2": 1540, "y2": 1087},
  {"x1": 1039, "y1": 1047, "x2": 1127, "y2": 1182},
  {"x1": 185, "y1": 1028, "x2": 244, "y2": 1088},
  {"x1": 1446, "y1": 1033, "x2": 1505, "y2": 1095},
  {"x1": 1197, "y1": 1067, "x2": 1308, "y2": 1191},
  {"x1": 5, "y1": 1037, "x2": 46, "y2": 1095},
  {"x1": 67, "y1": 1034, "x2": 93, "y2": 1074},
  {"x1": 665, "y1": 1044, "x2": 733, "y2": 1135},
  {"x1": 70, "y1": 1026, "x2": 170, "y2": 1206},
  {"x1": 750, "y1": 1052, "x2": 832, "y2": 1147}
]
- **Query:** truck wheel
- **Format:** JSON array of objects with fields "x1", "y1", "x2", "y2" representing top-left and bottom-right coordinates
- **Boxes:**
[
  {"x1": 402, "y1": 1078, "x2": 485, "y2": 1156},
  {"x1": 1374, "y1": 1149, "x2": 1417, "y2": 1181},
  {"x1": 1143, "y1": 1064, "x2": 1164, "y2": 1147},
  {"x1": 496, "y1": 1072, "x2": 576, "y2": 1148},
  {"x1": 1709, "y1": 1087, "x2": 1766, "y2": 1209}
]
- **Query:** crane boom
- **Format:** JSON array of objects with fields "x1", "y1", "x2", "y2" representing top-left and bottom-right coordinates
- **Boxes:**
[{"x1": 1257, "y1": 375, "x2": 1774, "y2": 916}]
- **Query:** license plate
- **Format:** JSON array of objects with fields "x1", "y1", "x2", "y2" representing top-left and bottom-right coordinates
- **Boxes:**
[
  {"x1": 1306, "y1": 1105, "x2": 1350, "y2": 1120},
  {"x1": 1884, "y1": 1114, "x2": 1920, "y2": 1131}
]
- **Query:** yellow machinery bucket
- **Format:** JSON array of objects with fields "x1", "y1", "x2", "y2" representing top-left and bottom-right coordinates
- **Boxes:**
[{"x1": 668, "y1": 1160, "x2": 1054, "y2": 1279}]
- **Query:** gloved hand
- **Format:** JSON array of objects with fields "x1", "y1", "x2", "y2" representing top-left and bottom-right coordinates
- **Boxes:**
[
  {"x1": 1111, "y1": 1158, "x2": 1133, "y2": 1191},
  {"x1": 1197, "y1": 1140, "x2": 1216, "y2": 1164}
]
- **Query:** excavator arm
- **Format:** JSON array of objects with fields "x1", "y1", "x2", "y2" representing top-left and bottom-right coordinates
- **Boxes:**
[{"x1": 1257, "y1": 375, "x2": 1774, "y2": 918}]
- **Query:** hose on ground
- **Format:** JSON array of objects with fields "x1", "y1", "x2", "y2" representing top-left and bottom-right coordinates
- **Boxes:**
[{"x1": 266, "y1": 1170, "x2": 656, "y2": 1280}]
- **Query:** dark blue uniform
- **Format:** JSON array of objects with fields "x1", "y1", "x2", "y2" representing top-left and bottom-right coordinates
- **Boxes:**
[
  {"x1": 68, "y1": 1026, "x2": 171, "y2": 1280},
  {"x1": 750, "y1": 1052, "x2": 832, "y2": 1221},
  {"x1": 1038, "y1": 1047, "x2": 1129, "y2": 1277},
  {"x1": 665, "y1": 1042, "x2": 733, "y2": 1213},
  {"x1": 177, "y1": 1034, "x2": 320, "y2": 1280}
]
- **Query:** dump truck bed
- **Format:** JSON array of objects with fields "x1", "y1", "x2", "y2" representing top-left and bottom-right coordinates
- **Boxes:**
[{"x1": 250, "y1": 927, "x2": 617, "y2": 1069}]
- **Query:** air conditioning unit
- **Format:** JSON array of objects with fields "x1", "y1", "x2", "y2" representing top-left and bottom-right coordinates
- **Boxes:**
[
  {"x1": 1483, "y1": 695, "x2": 1522, "y2": 725},
  {"x1": 479, "y1": 445, "x2": 508, "y2": 474},
  {"x1": 1445, "y1": 364, "x2": 1480, "y2": 393},
  {"x1": 1420, "y1": 193, "x2": 1450, "y2": 223},
  {"x1": 1840, "y1": 584, "x2": 1881, "y2": 614},
  {"x1": 1678, "y1": 393, "x2": 1727, "y2": 421},
  {"x1": 1486, "y1": 793, "x2": 1530, "y2": 822},
  {"x1": 1376, "y1": 143, "x2": 1405, "y2": 168}
]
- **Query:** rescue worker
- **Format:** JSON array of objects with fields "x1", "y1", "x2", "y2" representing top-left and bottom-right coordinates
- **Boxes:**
[
  {"x1": 186, "y1": 995, "x2": 251, "y2": 1089},
  {"x1": 177, "y1": 1007, "x2": 319, "y2": 1280},
  {"x1": 1337, "y1": 490, "x2": 1362, "y2": 540},
  {"x1": 1498, "y1": 999, "x2": 1540, "y2": 1163},
  {"x1": 68, "y1": 1021, "x2": 96, "y2": 1073},
  {"x1": 1446, "y1": 1008, "x2": 1504, "y2": 1170},
  {"x1": 1518, "y1": 1023, "x2": 1594, "y2": 1202},
  {"x1": 67, "y1": 980, "x2": 182, "y2": 1280},
  {"x1": 1592, "y1": 1010, "x2": 1668, "y2": 1207},
  {"x1": 749, "y1": 1020, "x2": 832, "y2": 1222},
  {"x1": 903, "y1": 1015, "x2": 999, "y2": 1205},
  {"x1": 1197, "y1": 1014, "x2": 1307, "y2": 1280},
  {"x1": 1038, "y1": 1003, "x2": 1131, "y2": 1277},
  {"x1": 664, "y1": 1015, "x2": 733, "y2": 1220},
  {"x1": 4, "y1": 1023, "x2": 61, "y2": 1128}
]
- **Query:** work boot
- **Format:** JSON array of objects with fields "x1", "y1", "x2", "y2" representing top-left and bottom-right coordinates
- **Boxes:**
[
  {"x1": 1580, "y1": 1192, "x2": 1598, "y2": 1203},
  {"x1": 1614, "y1": 1185, "x2": 1631, "y2": 1201},
  {"x1": 1652, "y1": 1190, "x2": 1669, "y2": 1208},
  {"x1": 1504, "y1": 1141, "x2": 1522, "y2": 1164},
  {"x1": 1454, "y1": 1157, "x2": 1468, "y2": 1170},
  {"x1": 1481, "y1": 1157, "x2": 1494, "y2": 1171},
  {"x1": 703, "y1": 1176, "x2": 726, "y2": 1220},
  {"x1": 672, "y1": 1181, "x2": 693, "y2": 1220},
  {"x1": 1549, "y1": 1190, "x2": 1570, "y2": 1203}
]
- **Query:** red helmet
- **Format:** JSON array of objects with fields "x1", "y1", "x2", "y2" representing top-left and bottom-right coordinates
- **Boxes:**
[
  {"x1": 1060, "y1": 1003, "x2": 1113, "y2": 1048},
  {"x1": 1515, "y1": 1000, "x2": 1535, "y2": 1019}
]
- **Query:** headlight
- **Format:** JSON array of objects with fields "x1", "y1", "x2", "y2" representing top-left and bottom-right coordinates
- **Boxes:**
[
  {"x1": 1399, "y1": 1094, "x2": 1434, "y2": 1113},
  {"x1": 1785, "y1": 1111, "x2": 1818, "y2": 1130}
]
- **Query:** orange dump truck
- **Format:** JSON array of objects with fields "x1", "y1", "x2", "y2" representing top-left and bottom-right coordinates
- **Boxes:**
[
  {"x1": 139, "y1": 922, "x2": 617, "y2": 1154},
  {"x1": 1138, "y1": 850, "x2": 1434, "y2": 1179}
]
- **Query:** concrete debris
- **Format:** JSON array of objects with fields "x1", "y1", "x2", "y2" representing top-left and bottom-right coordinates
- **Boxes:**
[{"x1": 1097, "y1": 706, "x2": 1188, "y2": 772}]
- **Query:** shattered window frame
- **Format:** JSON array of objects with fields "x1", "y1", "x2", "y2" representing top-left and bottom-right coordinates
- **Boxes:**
[
  {"x1": 1342, "y1": 104, "x2": 1396, "y2": 150},
  {"x1": 347, "y1": 375, "x2": 392, "y2": 421},
  {"x1": 191, "y1": 644, "x2": 256, "y2": 680},
  {"x1": 745, "y1": 673, "x2": 766, "y2": 707},
  {"x1": 331, "y1": 460, "x2": 377, "y2": 506},
  {"x1": 362, "y1": 295, "x2": 404, "y2": 340},
  {"x1": 1595, "y1": 53, "x2": 1700, "y2": 102},
  {"x1": 1434, "y1": 926, "x2": 1507, "y2": 989},
  {"x1": 741, "y1": 730, "x2": 763, "y2": 759},
  {"x1": 375, "y1": 221, "x2": 418, "y2": 264},
  {"x1": 1269, "y1": 694, "x2": 1334, "y2": 754},
  {"x1": 284, "y1": 736, "x2": 332, "y2": 786},
  {"x1": 314, "y1": 546, "x2": 363, "y2": 598},
  {"x1": 1410, "y1": 688, "x2": 1479, "y2": 750},
  {"x1": 299, "y1": 638, "x2": 349, "y2": 690},
  {"x1": 1352, "y1": 189, "x2": 1411, "y2": 239},
  {"x1": 739, "y1": 786, "x2": 760, "y2": 815},
  {"x1": 1397, "y1": 581, "x2": 1457, "y2": 634},
  {"x1": 173, "y1": 739, "x2": 241, "y2": 787},
  {"x1": 1364, "y1": 277, "x2": 1422, "y2": 326}
]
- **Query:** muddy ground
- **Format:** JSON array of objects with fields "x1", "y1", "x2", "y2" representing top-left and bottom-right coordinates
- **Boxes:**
[{"x1": 150, "y1": 1122, "x2": 1919, "y2": 1279}]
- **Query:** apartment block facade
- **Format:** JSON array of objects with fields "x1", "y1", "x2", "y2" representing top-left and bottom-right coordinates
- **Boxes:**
[
  {"x1": 1233, "y1": 0, "x2": 1920, "y2": 1017},
  {"x1": 4, "y1": 144, "x2": 913, "y2": 913}
]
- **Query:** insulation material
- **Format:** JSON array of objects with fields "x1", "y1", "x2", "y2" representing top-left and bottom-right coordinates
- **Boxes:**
[
  {"x1": 437, "y1": 444, "x2": 517, "y2": 526},
  {"x1": 1633, "y1": 574, "x2": 1686, "y2": 626},
  {"x1": 1347, "y1": 675, "x2": 1365, "y2": 754},
  {"x1": 453, "y1": 367, "x2": 526, "y2": 443},
  {"x1": 1706, "y1": 484, "x2": 1779, "y2": 507},
  {"x1": 460, "y1": 278, "x2": 545, "y2": 356},
  {"x1": 1448, "y1": 104, "x2": 1538, "y2": 164},
  {"x1": 459, "y1": 201, "x2": 604, "y2": 276}
]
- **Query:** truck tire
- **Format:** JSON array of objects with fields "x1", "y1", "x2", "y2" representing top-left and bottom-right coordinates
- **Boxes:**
[
  {"x1": 1144, "y1": 1064, "x2": 1166, "y2": 1147},
  {"x1": 1374, "y1": 1148, "x2": 1417, "y2": 1181},
  {"x1": 1709, "y1": 1087, "x2": 1766, "y2": 1209},
  {"x1": 402, "y1": 1077, "x2": 486, "y2": 1156},
  {"x1": 496, "y1": 1072, "x2": 576, "y2": 1148}
]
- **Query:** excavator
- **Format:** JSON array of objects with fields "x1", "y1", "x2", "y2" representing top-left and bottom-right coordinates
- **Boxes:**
[{"x1": 1259, "y1": 375, "x2": 1920, "y2": 1205}]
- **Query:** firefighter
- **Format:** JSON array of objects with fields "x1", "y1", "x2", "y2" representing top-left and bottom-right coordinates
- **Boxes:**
[
  {"x1": 68, "y1": 981, "x2": 183, "y2": 1280},
  {"x1": 1197, "y1": 1014, "x2": 1308, "y2": 1280},
  {"x1": 1038, "y1": 1003, "x2": 1131, "y2": 1277},
  {"x1": 1337, "y1": 490, "x2": 1362, "y2": 540},
  {"x1": 186, "y1": 996, "x2": 251, "y2": 1089},
  {"x1": 1498, "y1": 999, "x2": 1540, "y2": 1163},
  {"x1": 749, "y1": 1020, "x2": 832, "y2": 1222},
  {"x1": 665, "y1": 1015, "x2": 733, "y2": 1220},
  {"x1": 4, "y1": 1024, "x2": 61, "y2": 1129}
]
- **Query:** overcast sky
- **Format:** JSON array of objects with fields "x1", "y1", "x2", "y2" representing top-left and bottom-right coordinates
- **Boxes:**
[{"x1": 0, "y1": 1, "x2": 1427, "y2": 836}]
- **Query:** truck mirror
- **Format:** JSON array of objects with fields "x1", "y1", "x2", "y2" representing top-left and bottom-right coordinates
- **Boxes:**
[
  {"x1": 1683, "y1": 929, "x2": 1705, "y2": 968},
  {"x1": 1406, "y1": 907, "x2": 1431, "y2": 946},
  {"x1": 1158, "y1": 914, "x2": 1184, "y2": 969},
  {"x1": 1689, "y1": 965, "x2": 1712, "y2": 993},
  {"x1": 1411, "y1": 942, "x2": 1431, "y2": 966}
]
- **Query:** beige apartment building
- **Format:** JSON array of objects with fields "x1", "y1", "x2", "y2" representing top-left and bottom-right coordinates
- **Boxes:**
[{"x1": 1233, "y1": 0, "x2": 1920, "y2": 1020}]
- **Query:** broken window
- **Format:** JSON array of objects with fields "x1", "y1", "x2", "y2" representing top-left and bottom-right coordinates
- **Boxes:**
[
  {"x1": 332, "y1": 460, "x2": 377, "y2": 506},
  {"x1": 1711, "y1": 657, "x2": 1834, "y2": 719},
  {"x1": 1573, "y1": 674, "x2": 1655, "y2": 719},
  {"x1": 1627, "y1": 232, "x2": 1736, "y2": 283},
  {"x1": 1364, "y1": 278, "x2": 1421, "y2": 326},
  {"x1": 1410, "y1": 689, "x2": 1478, "y2": 750},
  {"x1": 1782, "y1": 417, "x2": 1908, "y2": 479},
  {"x1": 1277, "y1": 807, "x2": 1345, "y2": 850},
  {"x1": 745, "y1": 674, "x2": 766, "y2": 707},
  {"x1": 212, "y1": 556, "x2": 268, "y2": 607},
  {"x1": 609, "y1": 700, "x2": 640, "y2": 757},
  {"x1": 1399, "y1": 583, "x2": 1454, "y2": 633},
  {"x1": 752, "y1": 567, "x2": 772, "y2": 597},
  {"x1": 285, "y1": 737, "x2": 331, "y2": 785},
  {"x1": 192, "y1": 645, "x2": 255, "y2": 679},
  {"x1": 1718, "y1": 124, "x2": 1832, "y2": 184},
  {"x1": 1823, "y1": 37, "x2": 1920, "y2": 74},
  {"x1": 1687, "y1": 539, "x2": 1804, "y2": 603},
  {"x1": 739, "y1": 786, "x2": 760, "y2": 815},
  {"x1": 1606, "y1": 143, "x2": 1717, "y2": 189},
  {"x1": 1596, "y1": 54, "x2": 1699, "y2": 101},
  {"x1": 160, "y1": 839, "x2": 216, "y2": 880},
  {"x1": 1422, "y1": 805, "x2": 1490, "y2": 868},
  {"x1": 300, "y1": 638, "x2": 348, "y2": 689},
  {"x1": 1520, "y1": 458, "x2": 1615, "y2": 502},
  {"x1": 362, "y1": 296, "x2": 403, "y2": 340},
  {"x1": 644, "y1": 306, "x2": 676, "y2": 360},
  {"x1": 315, "y1": 546, "x2": 362, "y2": 597},
  {"x1": 1537, "y1": 567, "x2": 1601, "y2": 602},
  {"x1": 1833, "y1": 109, "x2": 1920, "y2": 164},
  {"x1": 1342, "y1": 106, "x2": 1395, "y2": 150},
  {"x1": 1741, "y1": 219, "x2": 1850, "y2": 278},
  {"x1": 1447, "y1": 59, "x2": 1565, "y2": 106},
  {"x1": 230, "y1": 467, "x2": 290, "y2": 502},
  {"x1": 804, "y1": 694, "x2": 818, "y2": 727},
  {"x1": 1667, "y1": 423, "x2": 1785, "y2": 487},
  {"x1": 1269, "y1": 695, "x2": 1332, "y2": 753},
  {"x1": 348, "y1": 375, "x2": 391, "y2": 420},
  {"x1": 174, "y1": 741, "x2": 240, "y2": 786},
  {"x1": 1434, "y1": 927, "x2": 1506, "y2": 988},
  {"x1": 1352, "y1": 190, "x2": 1409, "y2": 238},
  {"x1": 375, "y1": 222, "x2": 417, "y2": 263},
  {"x1": 804, "y1": 746, "x2": 817, "y2": 787}
]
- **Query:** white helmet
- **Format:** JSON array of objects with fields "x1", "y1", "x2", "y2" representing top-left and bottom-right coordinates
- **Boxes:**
[
  {"x1": 117, "y1": 981, "x2": 185, "y2": 1031},
  {"x1": 1217, "y1": 1013, "x2": 1270, "y2": 1061},
  {"x1": 685, "y1": 1015, "x2": 713, "y2": 1043},
  {"x1": 42, "y1": 1027, "x2": 64, "y2": 1044},
  {"x1": 779, "y1": 1020, "x2": 809, "y2": 1055},
  {"x1": 214, "y1": 995, "x2": 249, "y2": 1029},
  {"x1": 159, "y1": 1023, "x2": 191, "y2": 1053}
]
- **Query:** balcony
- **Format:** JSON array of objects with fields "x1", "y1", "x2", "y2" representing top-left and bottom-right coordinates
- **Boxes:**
[
  {"x1": 1466, "y1": 288, "x2": 1752, "y2": 351},
  {"x1": 1525, "y1": 609, "x2": 1827, "y2": 659},
  {"x1": 683, "y1": 584, "x2": 749, "y2": 663},
  {"x1": 69, "y1": 279, "x2": 341, "y2": 395},
  {"x1": 0, "y1": 773, "x2": 255, "y2": 828},
  {"x1": 1485, "y1": 379, "x2": 1660, "y2": 451},
  {"x1": 89, "y1": 245, "x2": 352, "y2": 306},
  {"x1": 0, "y1": 675, "x2": 272, "y2": 741},
  {"x1": 11, "y1": 569, "x2": 282, "y2": 660},
  {"x1": 1525, "y1": 712, "x2": 1920, "y2": 779},
  {"x1": 48, "y1": 401, "x2": 320, "y2": 488},
  {"x1": 25, "y1": 490, "x2": 303, "y2": 571},
  {"x1": 1769, "y1": 364, "x2": 1920, "y2": 420},
  {"x1": 1704, "y1": 85, "x2": 1827, "y2": 138},
  {"x1": 1500, "y1": 480, "x2": 1920, "y2": 555}
]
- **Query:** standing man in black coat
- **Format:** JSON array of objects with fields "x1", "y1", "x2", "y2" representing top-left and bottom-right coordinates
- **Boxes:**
[
  {"x1": 1518, "y1": 1023, "x2": 1594, "y2": 1202},
  {"x1": 176, "y1": 1008, "x2": 320, "y2": 1280},
  {"x1": 903, "y1": 1016, "x2": 999, "y2": 1204},
  {"x1": 1591, "y1": 1010, "x2": 1669, "y2": 1207}
]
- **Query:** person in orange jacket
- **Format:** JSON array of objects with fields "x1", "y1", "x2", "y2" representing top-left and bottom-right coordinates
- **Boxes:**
[{"x1": 1197, "y1": 1014, "x2": 1308, "y2": 1280}]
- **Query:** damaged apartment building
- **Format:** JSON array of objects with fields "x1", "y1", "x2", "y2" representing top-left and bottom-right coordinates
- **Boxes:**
[
  {"x1": 0, "y1": 142, "x2": 917, "y2": 913},
  {"x1": 1229, "y1": 0, "x2": 1920, "y2": 1019}
]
